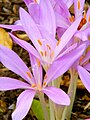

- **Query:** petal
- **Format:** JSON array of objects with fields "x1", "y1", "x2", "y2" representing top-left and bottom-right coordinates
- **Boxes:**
[
  {"x1": 77, "y1": 65, "x2": 90, "y2": 92},
  {"x1": 63, "y1": 0, "x2": 73, "y2": 8},
  {"x1": 54, "y1": 16, "x2": 82, "y2": 58},
  {"x1": 43, "y1": 86, "x2": 70, "y2": 105},
  {"x1": 19, "y1": 7, "x2": 43, "y2": 52},
  {"x1": 45, "y1": 44, "x2": 86, "y2": 84},
  {"x1": 74, "y1": 0, "x2": 85, "y2": 18},
  {"x1": 0, "y1": 45, "x2": 34, "y2": 84},
  {"x1": 39, "y1": 0, "x2": 56, "y2": 36},
  {"x1": 10, "y1": 33, "x2": 40, "y2": 60},
  {"x1": 0, "y1": 24, "x2": 23, "y2": 31},
  {"x1": 28, "y1": 3, "x2": 40, "y2": 24},
  {"x1": 0, "y1": 77, "x2": 30, "y2": 91},
  {"x1": 84, "y1": 63, "x2": 90, "y2": 71},
  {"x1": 29, "y1": 54, "x2": 43, "y2": 85},
  {"x1": 12, "y1": 90, "x2": 36, "y2": 120}
]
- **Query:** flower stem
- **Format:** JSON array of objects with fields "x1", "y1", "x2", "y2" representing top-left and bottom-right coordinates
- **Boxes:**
[
  {"x1": 61, "y1": 69, "x2": 78, "y2": 120},
  {"x1": 39, "y1": 92, "x2": 49, "y2": 120}
]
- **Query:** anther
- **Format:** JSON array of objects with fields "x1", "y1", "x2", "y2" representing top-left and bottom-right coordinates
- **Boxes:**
[
  {"x1": 43, "y1": 82, "x2": 46, "y2": 86},
  {"x1": 36, "y1": 58, "x2": 40, "y2": 67},
  {"x1": 31, "y1": 84, "x2": 36, "y2": 88},
  {"x1": 26, "y1": 71, "x2": 32, "y2": 78},
  {"x1": 44, "y1": 74, "x2": 47, "y2": 79},
  {"x1": 37, "y1": 39, "x2": 42, "y2": 46},
  {"x1": 56, "y1": 39, "x2": 61, "y2": 46},
  {"x1": 88, "y1": 16, "x2": 90, "y2": 22},
  {"x1": 46, "y1": 44, "x2": 51, "y2": 50},
  {"x1": 78, "y1": 0, "x2": 81, "y2": 10},
  {"x1": 40, "y1": 51, "x2": 44, "y2": 56}
]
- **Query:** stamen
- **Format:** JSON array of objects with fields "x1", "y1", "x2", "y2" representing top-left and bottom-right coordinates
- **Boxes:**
[
  {"x1": 50, "y1": 51, "x2": 54, "y2": 58},
  {"x1": 26, "y1": 71, "x2": 32, "y2": 78},
  {"x1": 31, "y1": 84, "x2": 36, "y2": 88},
  {"x1": 56, "y1": 39, "x2": 61, "y2": 46},
  {"x1": 40, "y1": 51, "x2": 44, "y2": 56},
  {"x1": 88, "y1": 16, "x2": 90, "y2": 22},
  {"x1": 46, "y1": 44, "x2": 51, "y2": 50},
  {"x1": 43, "y1": 82, "x2": 46, "y2": 86},
  {"x1": 44, "y1": 51, "x2": 47, "y2": 56},
  {"x1": 69, "y1": 16, "x2": 75, "y2": 22},
  {"x1": 78, "y1": 0, "x2": 80, "y2": 10},
  {"x1": 77, "y1": 18, "x2": 87, "y2": 30},
  {"x1": 36, "y1": 58, "x2": 40, "y2": 67},
  {"x1": 37, "y1": 39, "x2": 42, "y2": 46},
  {"x1": 83, "y1": 12, "x2": 86, "y2": 19}
]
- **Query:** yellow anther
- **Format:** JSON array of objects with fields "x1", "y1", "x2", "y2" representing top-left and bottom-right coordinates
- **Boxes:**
[
  {"x1": 88, "y1": 16, "x2": 90, "y2": 22},
  {"x1": 36, "y1": 58, "x2": 40, "y2": 67},
  {"x1": 43, "y1": 82, "x2": 46, "y2": 86},
  {"x1": 46, "y1": 44, "x2": 51, "y2": 50},
  {"x1": 40, "y1": 51, "x2": 44, "y2": 56},
  {"x1": 56, "y1": 39, "x2": 61, "y2": 46},
  {"x1": 26, "y1": 71, "x2": 32, "y2": 78},
  {"x1": 77, "y1": 18, "x2": 87, "y2": 30},
  {"x1": 31, "y1": 84, "x2": 36, "y2": 88},
  {"x1": 37, "y1": 39, "x2": 42, "y2": 46},
  {"x1": 50, "y1": 51, "x2": 54, "y2": 58},
  {"x1": 69, "y1": 16, "x2": 75, "y2": 22},
  {"x1": 78, "y1": 0, "x2": 81, "y2": 10},
  {"x1": 83, "y1": 12, "x2": 86, "y2": 19}
]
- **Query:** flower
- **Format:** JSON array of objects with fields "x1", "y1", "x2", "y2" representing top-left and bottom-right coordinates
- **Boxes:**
[{"x1": 0, "y1": 45, "x2": 71, "y2": 120}]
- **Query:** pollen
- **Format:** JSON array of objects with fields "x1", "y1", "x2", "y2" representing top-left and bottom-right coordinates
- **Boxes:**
[
  {"x1": 56, "y1": 39, "x2": 61, "y2": 46},
  {"x1": 46, "y1": 44, "x2": 51, "y2": 50},
  {"x1": 26, "y1": 71, "x2": 32, "y2": 78},
  {"x1": 36, "y1": 58, "x2": 40, "y2": 67},
  {"x1": 37, "y1": 39, "x2": 42, "y2": 46},
  {"x1": 78, "y1": 0, "x2": 81, "y2": 10}
]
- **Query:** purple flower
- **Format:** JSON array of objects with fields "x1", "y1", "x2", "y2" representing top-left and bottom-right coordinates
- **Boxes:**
[
  {"x1": 9, "y1": 7, "x2": 82, "y2": 70},
  {"x1": 0, "y1": 45, "x2": 71, "y2": 120}
]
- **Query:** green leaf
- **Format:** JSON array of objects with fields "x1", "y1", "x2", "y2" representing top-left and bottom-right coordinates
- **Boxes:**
[{"x1": 31, "y1": 99, "x2": 44, "y2": 120}]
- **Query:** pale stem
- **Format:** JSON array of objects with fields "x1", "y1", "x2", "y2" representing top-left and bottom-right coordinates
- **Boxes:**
[
  {"x1": 61, "y1": 69, "x2": 78, "y2": 120},
  {"x1": 38, "y1": 92, "x2": 49, "y2": 120}
]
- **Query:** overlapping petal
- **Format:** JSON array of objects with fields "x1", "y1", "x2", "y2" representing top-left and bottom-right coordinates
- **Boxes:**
[
  {"x1": 77, "y1": 65, "x2": 90, "y2": 92},
  {"x1": 54, "y1": 16, "x2": 82, "y2": 58},
  {"x1": 43, "y1": 86, "x2": 70, "y2": 105},
  {"x1": 84, "y1": 63, "x2": 90, "y2": 71},
  {"x1": 0, "y1": 77, "x2": 31, "y2": 91},
  {"x1": 44, "y1": 44, "x2": 86, "y2": 84},
  {"x1": 12, "y1": 90, "x2": 36, "y2": 120},
  {"x1": 0, "y1": 45, "x2": 34, "y2": 84}
]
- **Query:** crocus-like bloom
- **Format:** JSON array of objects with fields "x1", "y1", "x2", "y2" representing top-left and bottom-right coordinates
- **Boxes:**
[
  {"x1": 53, "y1": 0, "x2": 90, "y2": 40},
  {"x1": 10, "y1": 7, "x2": 82, "y2": 71},
  {"x1": 0, "y1": 45, "x2": 71, "y2": 120}
]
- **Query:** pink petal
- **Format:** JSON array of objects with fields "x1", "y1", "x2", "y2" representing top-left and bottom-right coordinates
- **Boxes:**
[
  {"x1": 12, "y1": 90, "x2": 35, "y2": 120},
  {"x1": 77, "y1": 65, "x2": 90, "y2": 92},
  {"x1": 43, "y1": 86, "x2": 70, "y2": 105},
  {"x1": 0, "y1": 77, "x2": 30, "y2": 91},
  {"x1": 84, "y1": 63, "x2": 90, "y2": 71},
  {"x1": 10, "y1": 33, "x2": 40, "y2": 60},
  {"x1": 54, "y1": 16, "x2": 82, "y2": 58},
  {"x1": 0, "y1": 45, "x2": 34, "y2": 84},
  {"x1": 45, "y1": 43, "x2": 86, "y2": 84}
]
